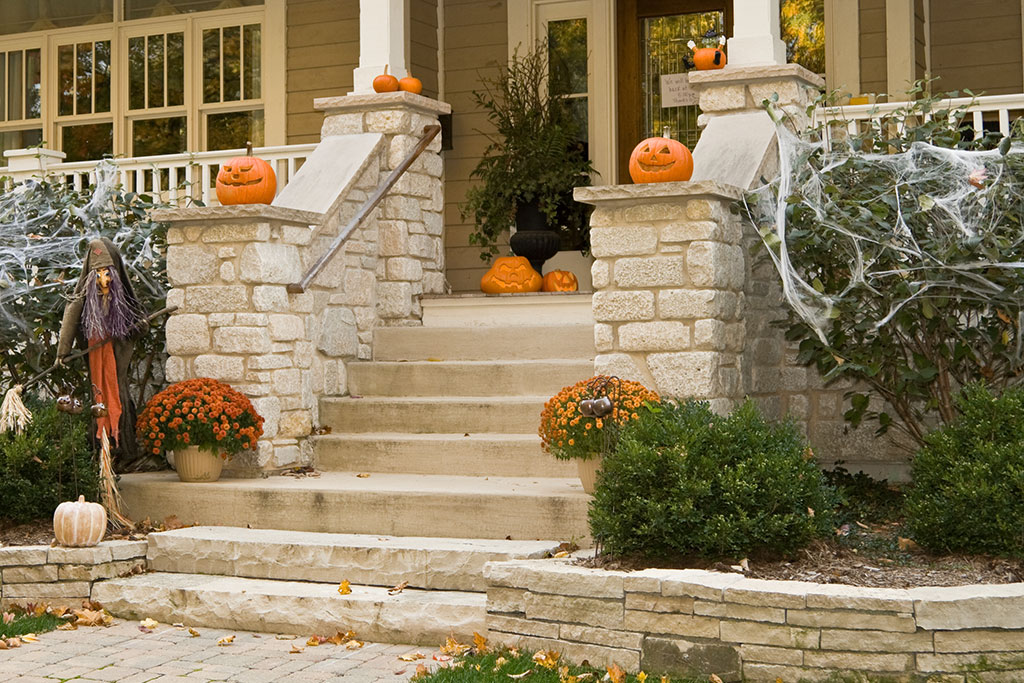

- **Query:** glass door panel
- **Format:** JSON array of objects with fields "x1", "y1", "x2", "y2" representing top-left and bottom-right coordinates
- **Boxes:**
[{"x1": 128, "y1": 31, "x2": 185, "y2": 111}]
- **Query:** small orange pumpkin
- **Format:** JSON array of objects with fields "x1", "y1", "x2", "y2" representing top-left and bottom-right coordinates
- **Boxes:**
[
  {"x1": 215, "y1": 142, "x2": 277, "y2": 205},
  {"x1": 373, "y1": 65, "x2": 400, "y2": 93},
  {"x1": 542, "y1": 270, "x2": 578, "y2": 292},
  {"x1": 689, "y1": 36, "x2": 727, "y2": 71},
  {"x1": 399, "y1": 75, "x2": 423, "y2": 95},
  {"x1": 481, "y1": 256, "x2": 542, "y2": 294},
  {"x1": 628, "y1": 136, "x2": 693, "y2": 184},
  {"x1": 53, "y1": 495, "x2": 107, "y2": 547}
]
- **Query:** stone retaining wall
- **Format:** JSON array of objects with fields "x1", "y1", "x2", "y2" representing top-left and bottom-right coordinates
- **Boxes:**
[
  {"x1": 485, "y1": 559, "x2": 1024, "y2": 682},
  {"x1": 0, "y1": 541, "x2": 147, "y2": 609}
]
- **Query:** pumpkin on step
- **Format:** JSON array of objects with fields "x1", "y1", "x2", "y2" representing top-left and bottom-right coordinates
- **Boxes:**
[
  {"x1": 53, "y1": 495, "x2": 107, "y2": 547},
  {"x1": 628, "y1": 136, "x2": 693, "y2": 184},
  {"x1": 480, "y1": 256, "x2": 542, "y2": 294},
  {"x1": 215, "y1": 142, "x2": 277, "y2": 205},
  {"x1": 542, "y1": 270, "x2": 578, "y2": 292}
]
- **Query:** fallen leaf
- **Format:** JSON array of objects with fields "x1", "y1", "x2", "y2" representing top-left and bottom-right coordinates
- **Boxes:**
[
  {"x1": 345, "y1": 640, "x2": 364, "y2": 650},
  {"x1": 473, "y1": 631, "x2": 489, "y2": 653},
  {"x1": 552, "y1": 551, "x2": 570, "y2": 558},
  {"x1": 493, "y1": 656, "x2": 508, "y2": 670},
  {"x1": 74, "y1": 608, "x2": 113, "y2": 627},
  {"x1": 163, "y1": 515, "x2": 184, "y2": 531},
  {"x1": 433, "y1": 654, "x2": 453, "y2": 662},
  {"x1": 1, "y1": 612, "x2": 13, "y2": 625},
  {"x1": 307, "y1": 636, "x2": 322, "y2": 647},
  {"x1": 57, "y1": 622, "x2": 77, "y2": 631},
  {"x1": 636, "y1": 673, "x2": 647, "y2": 683},
  {"x1": 217, "y1": 635, "x2": 235, "y2": 646},
  {"x1": 440, "y1": 636, "x2": 470, "y2": 656},
  {"x1": 356, "y1": 473, "x2": 371, "y2": 478},
  {"x1": 338, "y1": 580, "x2": 352, "y2": 595},
  {"x1": 188, "y1": 628, "x2": 201, "y2": 638},
  {"x1": 395, "y1": 669, "x2": 408, "y2": 676},
  {"x1": 710, "y1": 675, "x2": 724, "y2": 683},
  {"x1": 388, "y1": 580, "x2": 409, "y2": 595},
  {"x1": 898, "y1": 537, "x2": 921, "y2": 552},
  {"x1": 607, "y1": 663, "x2": 626, "y2": 683},
  {"x1": 138, "y1": 626, "x2": 153, "y2": 634},
  {"x1": 399, "y1": 653, "x2": 426, "y2": 662},
  {"x1": 141, "y1": 618, "x2": 159, "y2": 630},
  {"x1": 5, "y1": 638, "x2": 20, "y2": 648},
  {"x1": 508, "y1": 670, "x2": 534, "y2": 679},
  {"x1": 413, "y1": 663, "x2": 429, "y2": 680},
  {"x1": 739, "y1": 558, "x2": 750, "y2": 571},
  {"x1": 0, "y1": 640, "x2": 7, "y2": 650},
  {"x1": 290, "y1": 645, "x2": 304, "y2": 654},
  {"x1": 533, "y1": 650, "x2": 560, "y2": 670}
]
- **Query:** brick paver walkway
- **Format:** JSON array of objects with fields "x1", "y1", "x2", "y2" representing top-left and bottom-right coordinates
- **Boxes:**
[{"x1": 0, "y1": 621, "x2": 434, "y2": 682}]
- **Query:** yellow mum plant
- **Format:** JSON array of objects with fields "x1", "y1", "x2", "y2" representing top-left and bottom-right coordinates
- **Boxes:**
[{"x1": 539, "y1": 375, "x2": 660, "y2": 461}]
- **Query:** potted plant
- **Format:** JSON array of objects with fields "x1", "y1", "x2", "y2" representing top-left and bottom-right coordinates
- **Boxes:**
[
  {"x1": 136, "y1": 377, "x2": 264, "y2": 482},
  {"x1": 539, "y1": 376, "x2": 660, "y2": 493},
  {"x1": 463, "y1": 43, "x2": 596, "y2": 273}
]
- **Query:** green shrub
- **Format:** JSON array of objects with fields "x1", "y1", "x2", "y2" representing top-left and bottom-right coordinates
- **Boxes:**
[
  {"x1": 905, "y1": 383, "x2": 1024, "y2": 557},
  {"x1": 0, "y1": 397, "x2": 99, "y2": 523},
  {"x1": 589, "y1": 399, "x2": 835, "y2": 559}
]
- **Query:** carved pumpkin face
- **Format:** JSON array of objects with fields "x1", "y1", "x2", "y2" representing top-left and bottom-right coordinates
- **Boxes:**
[
  {"x1": 215, "y1": 143, "x2": 277, "y2": 205},
  {"x1": 628, "y1": 137, "x2": 694, "y2": 184},
  {"x1": 542, "y1": 270, "x2": 578, "y2": 292},
  {"x1": 480, "y1": 256, "x2": 543, "y2": 294}
]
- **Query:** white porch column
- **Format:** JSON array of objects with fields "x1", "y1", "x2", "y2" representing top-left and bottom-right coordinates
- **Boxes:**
[
  {"x1": 352, "y1": 0, "x2": 409, "y2": 94},
  {"x1": 727, "y1": 0, "x2": 787, "y2": 67}
]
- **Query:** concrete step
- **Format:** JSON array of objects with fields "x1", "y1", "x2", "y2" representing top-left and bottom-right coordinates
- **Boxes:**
[
  {"x1": 118, "y1": 471, "x2": 591, "y2": 542},
  {"x1": 347, "y1": 360, "x2": 593, "y2": 397},
  {"x1": 93, "y1": 572, "x2": 484, "y2": 645},
  {"x1": 373, "y1": 325, "x2": 595, "y2": 361},
  {"x1": 319, "y1": 396, "x2": 546, "y2": 434},
  {"x1": 313, "y1": 433, "x2": 576, "y2": 478},
  {"x1": 145, "y1": 527, "x2": 561, "y2": 592},
  {"x1": 421, "y1": 293, "x2": 594, "y2": 327}
]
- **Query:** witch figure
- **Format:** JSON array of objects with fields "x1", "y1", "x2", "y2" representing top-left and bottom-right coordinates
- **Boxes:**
[{"x1": 56, "y1": 237, "x2": 148, "y2": 470}]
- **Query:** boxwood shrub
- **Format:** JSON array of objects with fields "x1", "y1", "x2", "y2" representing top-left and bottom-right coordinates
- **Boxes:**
[{"x1": 589, "y1": 399, "x2": 835, "y2": 560}]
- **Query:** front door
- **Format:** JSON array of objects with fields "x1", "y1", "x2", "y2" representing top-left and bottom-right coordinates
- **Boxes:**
[{"x1": 616, "y1": 0, "x2": 732, "y2": 181}]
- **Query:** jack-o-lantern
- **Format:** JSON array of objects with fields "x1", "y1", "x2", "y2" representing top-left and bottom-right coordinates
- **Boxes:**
[
  {"x1": 542, "y1": 270, "x2": 578, "y2": 292},
  {"x1": 689, "y1": 36, "x2": 727, "y2": 70},
  {"x1": 628, "y1": 136, "x2": 693, "y2": 184},
  {"x1": 481, "y1": 256, "x2": 542, "y2": 294},
  {"x1": 215, "y1": 142, "x2": 277, "y2": 205}
]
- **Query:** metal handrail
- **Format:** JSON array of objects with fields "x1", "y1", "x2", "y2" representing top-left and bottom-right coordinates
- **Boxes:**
[{"x1": 287, "y1": 124, "x2": 441, "y2": 294}]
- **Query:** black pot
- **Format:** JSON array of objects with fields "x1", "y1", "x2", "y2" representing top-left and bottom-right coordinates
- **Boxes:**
[{"x1": 510, "y1": 200, "x2": 560, "y2": 273}]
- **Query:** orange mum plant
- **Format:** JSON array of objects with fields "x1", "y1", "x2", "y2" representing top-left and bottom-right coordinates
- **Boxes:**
[
  {"x1": 136, "y1": 378, "x2": 264, "y2": 459},
  {"x1": 539, "y1": 375, "x2": 660, "y2": 461}
]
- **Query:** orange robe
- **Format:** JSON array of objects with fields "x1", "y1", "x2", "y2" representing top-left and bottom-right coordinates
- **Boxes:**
[{"x1": 87, "y1": 338, "x2": 122, "y2": 444}]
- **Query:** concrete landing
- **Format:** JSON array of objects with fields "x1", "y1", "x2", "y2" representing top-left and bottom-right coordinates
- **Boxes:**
[
  {"x1": 147, "y1": 526, "x2": 562, "y2": 591},
  {"x1": 93, "y1": 572, "x2": 485, "y2": 646}
]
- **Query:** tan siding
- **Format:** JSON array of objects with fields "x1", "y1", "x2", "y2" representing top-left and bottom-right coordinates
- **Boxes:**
[
  {"x1": 411, "y1": 0, "x2": 440, "y2": 98},
  {"x1": 286, "y1": 0, "x2": 360, "y2": 143},
  {"x1": 914, "y1": 0, "x2": 926, "y2": 82},
  {"x1": 859, "y1": 0, "x2": 887, "y2": 95},
  {"x1": 443, "y1": 0, "x2": 508, "y2": 292},
  {"x1": 930, "y1": 0, "x2": 1022, "y2": 95}
]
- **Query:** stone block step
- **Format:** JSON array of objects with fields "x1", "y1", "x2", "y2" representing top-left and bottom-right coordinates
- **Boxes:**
[
  {"x1": 118, "y1": 471, "x2": 591, "y2": 542},
  {"x1": 92, "y1": 572, "x2": 484, "y2": 645},
  {"x1": 347, "y1": 360, "x2": 592, "y2": 397},
  {"x1": 373, "y1": 325, "x2": 596, "y2": 361},
  {"x1": 146, "y1": 526, "x2": 561, "y2": 592},
  {"x1": 313, "y1": 433, "x2": 576, "y2": 478},
  {"x1": 319, "y1": 396, "x2": 546, "y2": 434}
]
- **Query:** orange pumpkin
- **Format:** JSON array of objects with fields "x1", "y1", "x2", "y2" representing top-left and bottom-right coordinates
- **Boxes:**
[
  {"x1": 542, "y1": 270, "x2": 578, "y2": 292},
  {"x1": 481, "y1": 256, "x2": 542, "y2": 294},
  {"x1": 689, "y1": 36, "x2": 727, "y2": 70},
  {"x1": 628, "y1": 136, "x2": 693, "y2": 184},
  {"x1": 215, "y1": 142, "x2": 277, "y2": 205},
  {"x1": 399, "y1": 75, "x2": 423, "y2": 95},
  {"x1": 373, "y1": 65, "x2": 400, "y2": 93}
]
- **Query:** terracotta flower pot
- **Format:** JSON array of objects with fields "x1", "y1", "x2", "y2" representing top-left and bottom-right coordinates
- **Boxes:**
[
  {"x1": 576, "y1": 457, "x2": 602, "y2": 494},
  {"x1": 173, "y1": 445, "x2": 224, "y2": 482}
]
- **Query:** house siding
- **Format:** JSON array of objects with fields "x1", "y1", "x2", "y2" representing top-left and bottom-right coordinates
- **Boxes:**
[
  {"x1": 859, "y1": 0, "x2": 887, "y2": 96},
  {"x1": 443, "y1": 0, "x2": 509, "y2": 293},
  {"x1": 930, "y1": 0, "x2": 1023, "y2": 96},
  {"x1": 411, "y1": 0, "x2": 440, "y2": 99},
  {"x1": 286, "y1": 0, "x2": 359, "y2": 144}
]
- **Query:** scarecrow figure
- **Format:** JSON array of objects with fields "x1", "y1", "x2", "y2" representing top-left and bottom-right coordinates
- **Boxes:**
[{"x1": 56, "y1": 237, "x2": 147, "y2": 470}]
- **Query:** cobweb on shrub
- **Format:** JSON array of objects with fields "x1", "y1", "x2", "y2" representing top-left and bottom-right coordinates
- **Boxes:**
[{"x1": 742, "y1": 115, "x2": 1024, "y2": 347}]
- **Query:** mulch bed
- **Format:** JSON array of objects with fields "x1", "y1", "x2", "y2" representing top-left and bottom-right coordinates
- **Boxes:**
[{"x1": 0, "y1": 518, "x2": 158, "y2": 548}]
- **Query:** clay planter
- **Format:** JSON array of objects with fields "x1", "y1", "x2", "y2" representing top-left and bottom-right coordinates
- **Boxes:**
[
  {"x1": 576, "y1": 456, "x2": 602, "y2": 494},
  {"x1": 174, "y1": 446, "x2": 224, "y2": 482}
]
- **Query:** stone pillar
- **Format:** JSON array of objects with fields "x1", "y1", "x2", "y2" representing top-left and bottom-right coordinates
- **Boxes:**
[
  {"x1": 727, "y1": 0, "x2": 787, "y2": 67},
  {"x1": 159, "y1": 205, "x2": 327, "y2": 475},
  {"x1": 576, "y1": 182, "x2": 747, "y2": 414},
  {"x1": 353, "y1": 0, "x2": 409, "y2": 93},
  {"x1": 314, "y1": 91, "x2": 451, "y2": 326},
  {"x1": 3, "y1": 148, "x2": 66, "y2": 182}
]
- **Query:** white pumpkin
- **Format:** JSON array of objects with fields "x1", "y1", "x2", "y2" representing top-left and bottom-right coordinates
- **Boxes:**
[{"x1": 53, "y1": 495, "x2": 107, "y2": 547}]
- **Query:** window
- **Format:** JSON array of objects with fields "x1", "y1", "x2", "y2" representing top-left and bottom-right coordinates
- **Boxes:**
[
  {"x1": 548, "y1": 18, "x2": 589, "y2": 145},
  {"x1": 57, "y1": 38, "x2": 114, "y2": 161},
  {"x1": 200, "y1": 22, "x2": 264, "y2": 149},
  {"x1": 0, "y1": 46, "x2": 44, "y2": 158},
  {"x1": 0, "y1": 1, "x2": 114, "y2": 37}
]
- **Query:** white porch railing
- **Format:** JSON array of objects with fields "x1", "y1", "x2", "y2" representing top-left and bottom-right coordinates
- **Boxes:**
[{"x1": 0, "y1": 144, "x2": 317, "y2": 206}]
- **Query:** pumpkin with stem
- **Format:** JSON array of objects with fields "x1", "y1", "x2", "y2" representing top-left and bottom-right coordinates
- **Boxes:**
[
  {"x1": 689, "y1": 35, "x2": 727, "y2": 71},
  {"x1": 628, "y1": 136, "x2": 693, "y2": 184},
  {"x1": 53, "y1": 495, "x2": 107, "y2": 547},
  {"x1": 373, "y1": 65, "x2": 400, "y2": 93},
  {"x1": 215, "y1": 142, "x2": 277, "y2": 205}
]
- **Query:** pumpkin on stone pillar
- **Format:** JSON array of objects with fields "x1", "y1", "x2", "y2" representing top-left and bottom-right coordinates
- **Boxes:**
[
  {"x1": 628, "y1": 136, "x2": 694, "y2": 184},
  {"x1": 215, "y1": 142, "x2": 277, "y2": 205}
]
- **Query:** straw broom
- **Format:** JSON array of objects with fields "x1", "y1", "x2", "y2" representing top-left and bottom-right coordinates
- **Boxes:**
[{"x1": 99, "y1": 426, "x2": 133, "y2": 529}]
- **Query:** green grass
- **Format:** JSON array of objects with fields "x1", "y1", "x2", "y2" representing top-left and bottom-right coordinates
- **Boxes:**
[{"x1": 0, "y1": 610, "x2": 64, "y2": 640}]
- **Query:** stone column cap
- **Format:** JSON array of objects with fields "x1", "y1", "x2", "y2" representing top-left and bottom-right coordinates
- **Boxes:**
[
  {"x1": 688, "y1": 64, "x2": 824, "y2": 90},
  {"x1": 314, "y1": 91, "x2": 452, "y2": 117},
  {"x1": 151, "y1": 204, "x2": 324, "y2": 225},
  {"x1": 574, "y1": 180, "x2": 743, "y2": 206}
]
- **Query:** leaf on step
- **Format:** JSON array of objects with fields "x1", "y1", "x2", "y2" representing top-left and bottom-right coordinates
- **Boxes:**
[
  {"x1": 606, "y1": 663, "x2": 626, "y2": 683},
  {"x1": 141, "y1": 618, "x2": 159, "y2": 630},
  {"x1": 275, "y1": 634, "x2": 296, "y2": 640},
  {"x1": 74, "y1": 608, "x2": 113, "y2": 627},
  {"x1": 710, "y1": 675, "x2": 724, "y2": 683},
  {"x1": 433, "y1": 654, "x2": 452, "y2": 662},
  {"x1": 20, "y1": 634, "x2": 37, "y2": 643},
  {"x1": 290, "y1": 645, "x2": 304, "y2": 654},
  {"x1": 636, "y1": 672, "x2": 647, "y2": 683},
  {"x1": 399, "y1": 652, "x2": 426, "y2": 662},
  {"x1": 440, "y1": 636, "x2": 470, "y2": 656},
  {"x1": 388, "y1": 581, "x2": 409, "y2": 595},
  {"x1": 345, "y1": 639, "x2": 364, "y2": 650},
  {"x1": 57, "y1": 622, "x2": 77, "y2": 631},
  {"x1": 532, "y1": 651, "x2": 559, "y2": 670},
  {"x1": 552, "y1": 551, "x2": 570, "y2": 558},
  {"x1": 172, "y1": 623, "x2": 184, "y2": 628},
  {"x1": 338, "y1": 580, "x2": 352, "y2": 595},
  {"x1": 356, "y1": 473, "x2": 371, "y2": 478},
  {"x1": 188, "y1": 628, "x2": 201, "y2": 638},
  {"x1": 163, "y1": 515, "x2": 184, "y2": 531},
  {"x1": 412, "y1": 663, "x2": 429, "y2": 680},
  {"x1": 307, "y1": 636, "x2": 323, "y2": 647},
  {"x1": 217, "y1": 635, "x2": 235, "y2": 646}
]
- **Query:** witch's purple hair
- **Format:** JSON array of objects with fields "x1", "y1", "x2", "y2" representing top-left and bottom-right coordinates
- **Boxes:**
[{"x1": 82, "y1": 268, "x2": 145, "y2": 341}]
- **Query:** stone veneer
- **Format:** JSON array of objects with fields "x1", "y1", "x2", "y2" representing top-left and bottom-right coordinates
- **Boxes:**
[
  {"x1": 0, "y1": 541, "x2": 147, "y2": 609},
  {"x1": 161, "y1": 92, "x2": 449, "y2": 474},
  {"x1": 485, "y1": 559, "x2": 1024, "y2": 682}
]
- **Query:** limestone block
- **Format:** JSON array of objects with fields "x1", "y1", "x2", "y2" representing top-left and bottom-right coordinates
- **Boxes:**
[
  {"x1": 622, "y1": 202, "x2": 686, "y2": 223},
  {"x1": 724, "y1": 322, "x2": 745, "y2": 352},
  {"x1": 272, "y1": 444, "x2": 302, "y2": 468},
  {"x1": 624, "y1": 592, "x2": 695, "y2": 614},
  {"x1": 184, "y1": 285, "x2": 248, "y2": 313},
  {"x1": 201, "y1": 223, "x2": 270, "y2": 243},
  {"x1": 252, "y1": 285, "x2": 290, "y2": 312},
  {"x1": 213, "y1": 327, "x2": 271, "y2": 354},
  {"x1": 749, "y1": 80, "x2": 807, "y2": 109},
  {"x1": 917, "y1": 651, "x2": 1024, "y2": 674},
  {"x1": 106, "y1": 540, "x2": 148, "y2": 561},
  {"x1": 240, "y1": 243, "x2": 302, "y2": 284},
  {"x1": 378, "y1": 282, "x2": 413, "y2": 318},
  {"x1": 292, "y1": 291, "x2": 315, "y2": 313},
  {"x1": 662, "y1": 220, "x2": 742, "y2": 244},
  {"x1": 488, "y1": 587, "x2": 526, "y2": 614},
  {"x1": 2, "y1": 581, "x2": 90, "y2": 601},
  {"x1": 614, "y1": 256, "x2": 687, "y2": 288},
  {"x1": 268, "y1": 314, "x2": 305, "y2": 342},
  {"x1": 383, "y1": 196, "x2": 422, "y2": 221},
  {"x1": 279, "y1": 410, "x2": 313, "y2": 438},
  {"x1": 593, "y1": 291, "x2": 655, "y2": 322},
  {"x1": 698, "y1": 84, "x2": 747, "y2": 112},
  {"x1": 594, "y1": 323, "x2": 614, "y2": 353},
  {"x1": 365, "y1": 110, "x2": 413, "y2": 134},
  {"x1": 208, "y1": 313, "x2": 235, "y2": 327},
  {"x1": 294, "y1": 341, "x2": 315, "y2": 369},
  {"x1": 914, "y1": 584, "x2": 1024, "y2": 630},
  {"x1": 642, "y1": 637, "x2": 741, "y2": 682},
  {"x1": 423, "y1": 211, "x2": 443, "y2": 236},
  {"x1": 324, "y1": 360, "x2": 347, "y2": 395},
  {"x1": 252, "y1": 397, "x2": 280, "y2": 439},
  {"x1": 2, "y1": 564, "x2": 58, "y2": 583},
  {"x1": 591, "y1": 260, "x2": 610, "y2": 289},
  {"x1": 660, "y1": 569, "x2": 746, "y2": 601},
  {"x1": 166, "y1": 314, "x2": 211, "y2": 355},
  {"x1": 387, "y1": 257, "x2": 423, "y2": 282},
  {"x1": 648, "y1": 352, "x2": 722, "y2": 399},
  {"x1": 820, "y1": 628, "x2": 934, "y2": 652},
  {"x1": 282, "y1": 225, "x2": 313, "y2": 245},
  {"x1": 718, "y1": 621, "x2": 819, "y2": 649},
  {"x1": 725, "y1": 580, "x2": 809, "y2": 608},
  {"x1": 379, "y1": 220, "x2": 409, "y2": 256},
  {"x1": 523, "y1": 593, "x2": 624, "y2": 630},
  {"x1": 423, "y1": 271, "x2": 446, "y2": 294},
  {"x1": 409, "y1": 234, "x2": 438, "y2": 261},
  {"x1": 272, "y1": 369, "x2": 301, "y2": 395},
  {"x1": 165, "y1": 356, "x2": 186, "y2": 382},
  {"x1": 394, "y1": 172, "x2": 435, "y2": 198},
  {"x1": 618, "y1": 322, "x2": 690, "y2": 352},
  {"x1": 658, "y1": 289, "x2": 739, "y2": 320},
  {"x1": 165, "y1": 288, "x2": 185, "y2": 310},
  {"x1": 802, "y1": 651, "x2": 913, "y2": 672},
  {"x1": 166, "y1": 227, "x2": 183, "y2": 244},
  {"x1": 488, "y1": 562, "x2": 626, "y2": 598},
  {"x1": 725, "y1": 603, "x2": 785, "y2": 623},
  {"x1": 560, "y1": 624, "x2": 644, "y2": 651},
  {"x1": 193, "y1": 355, "x2": 245, "y2": 381},
  {"x1": 250, "y1": 353, "x2": 293, "y2": 371},
  {"x1": 624, "y1": 611, "x2": 720, "y2": 638},
  {"x1": 590, "y1": 226, "x2": 658, "y2": 257},
  {"x1": 168, "y1": 245, "x2": 217, "y2": 285},
  {"x1": 737, "y1": 644, "x2": 803, "y2": 666},
  {"x1": 687, "y1": 242, "x2": 744, "y2": 288},
  {"x1": 489, "y1": 614, "x2": 560, "y2": 639},
  {"x1": 47, "y1": 546, "x2": 113, "y2": 564},
  {"x1": 686, "y1": 199, "x2": 730, "y2": 222},
  {"x1": 319, "y1": 308, "x2": 359, "y2": 357},
  {"x1": 235, "y1": 313, "x2": 268, "y2": 326},
  {"x1": 595, "y1": 353, "x2": 651, "y2": 385},
  {"x1": 787, "y1": 394, "x2": 810, "y2": 419},
  {"x1": 58, "y1": 561, "x2": 143, "y2": 581},
  {"x1": 321, "y1": 112, "x2": 365, "y2": 136},
  {"x1": 803, "y1": 584, "x2": 913, "y2": 613},
  {"x1": 693, "y1": 319, "x2": 727, "y2": 351}
]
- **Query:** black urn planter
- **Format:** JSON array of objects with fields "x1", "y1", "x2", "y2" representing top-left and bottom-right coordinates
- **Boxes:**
[{"x1": 510, "y1": 200, "x2": 560, "y2": 273}]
